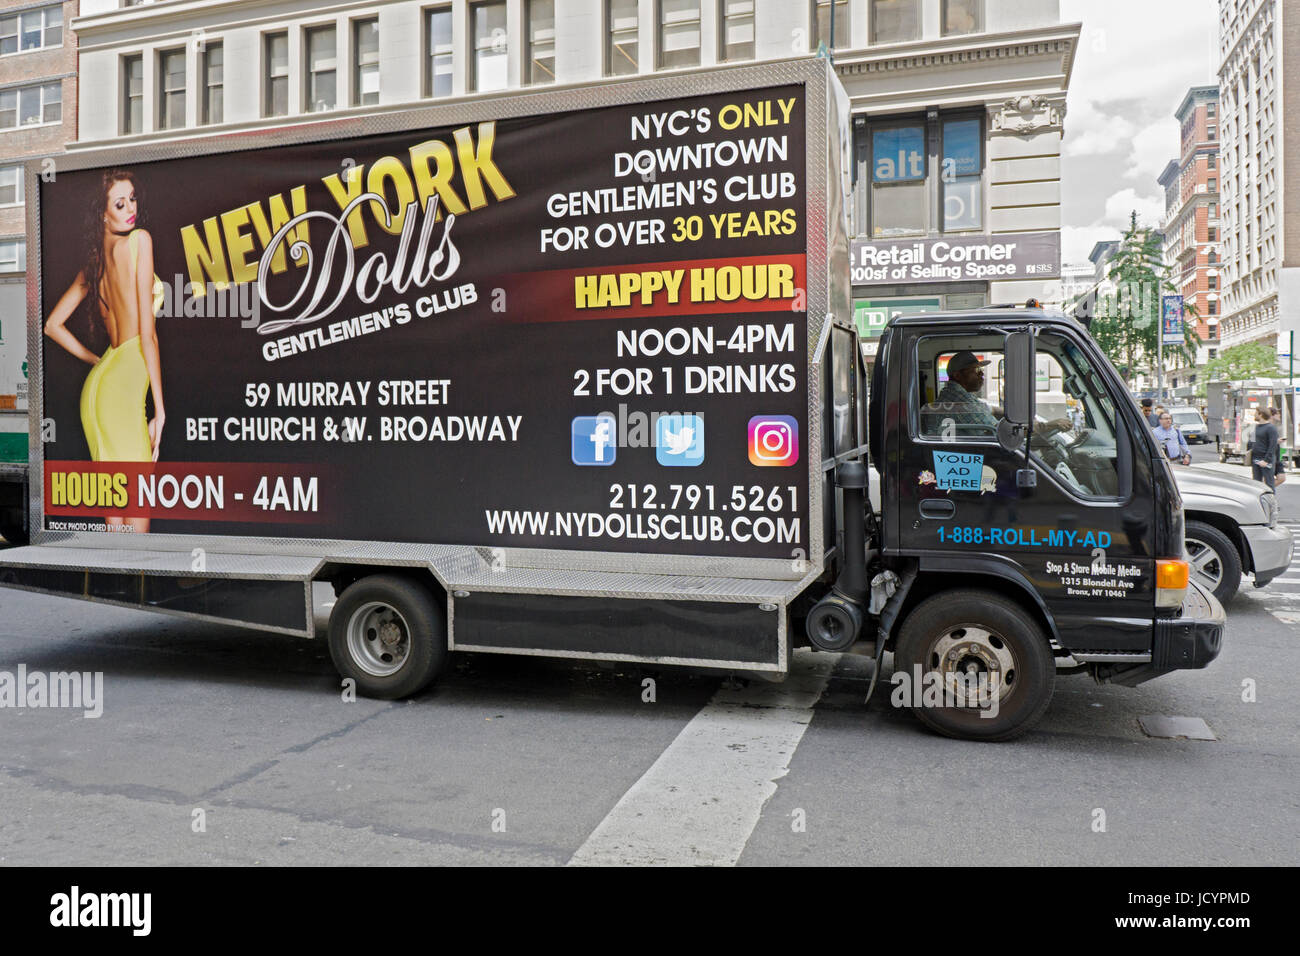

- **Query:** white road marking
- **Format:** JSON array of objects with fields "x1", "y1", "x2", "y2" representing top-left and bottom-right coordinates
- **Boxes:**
[{"x1": 568, "y1": 649, "x2": 839, "y2": 867}]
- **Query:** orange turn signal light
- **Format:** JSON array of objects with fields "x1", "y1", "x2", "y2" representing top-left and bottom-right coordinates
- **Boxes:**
[{"x1": 1156, "y1": 559, "x2": 1189, "y2": 591}]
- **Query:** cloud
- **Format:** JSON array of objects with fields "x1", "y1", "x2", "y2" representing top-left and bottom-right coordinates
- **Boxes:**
[
  {"x1": 1102, "y1": 188, "x2": 1164, "y2": 230},
  {"x1": 1060, "y1": 1, "x2": 1218, "y2": 240},
  {"x1": 1062, "y1": 224, "x2": 1119, "y2": 264}
]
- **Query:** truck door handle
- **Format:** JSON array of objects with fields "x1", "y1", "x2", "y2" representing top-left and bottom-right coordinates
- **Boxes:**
[{"x1": 919, "y1": 499, "x2": 956, "y2": 519}]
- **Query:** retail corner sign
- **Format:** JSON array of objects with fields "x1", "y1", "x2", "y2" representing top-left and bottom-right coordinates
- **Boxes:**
[{"x1": 850, "y1": 232, "x2": 1061, "y2": 285}]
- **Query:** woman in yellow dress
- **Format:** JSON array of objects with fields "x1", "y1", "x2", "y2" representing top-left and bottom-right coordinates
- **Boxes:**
[{"x1": 44, "y1": 170, "x2": 165, "y2": 533}]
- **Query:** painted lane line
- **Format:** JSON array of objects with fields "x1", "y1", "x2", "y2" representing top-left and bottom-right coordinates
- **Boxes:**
[{"x1": 568, "y1": 649, "x2": 839, "y2": 867}]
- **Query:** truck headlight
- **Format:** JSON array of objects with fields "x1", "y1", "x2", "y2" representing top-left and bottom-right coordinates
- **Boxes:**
[{"x1": 1261, "y1": 492, "x2": 1278, "y2": 528}]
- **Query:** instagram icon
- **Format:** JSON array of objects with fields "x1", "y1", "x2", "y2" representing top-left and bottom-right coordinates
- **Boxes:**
[{"x1": 748, "y1": 416, "x2": 799, "y2": 467}]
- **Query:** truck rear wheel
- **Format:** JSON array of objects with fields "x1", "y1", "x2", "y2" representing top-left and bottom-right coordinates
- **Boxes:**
[
  {"x1": 1184, "y1": 520, "x2": 1241, "y2": 605},
  {"x1": 893, "y1": 590, "x2": 1055, "y2": 742},
  {"x1": 327, "y1": 575, "x2": 446, "y2": 699}
]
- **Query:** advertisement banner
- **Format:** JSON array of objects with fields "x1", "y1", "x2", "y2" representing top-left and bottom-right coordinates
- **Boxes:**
[
  {"x1": 850, "y1": 232, "x2": 1061, "y2": 285},
  {"x1": 37, "y1": 86, "x2": 810, "y2": 558},
  {"x1": 1161, "y1": 294, "x2": 1185, "y2": 345}
]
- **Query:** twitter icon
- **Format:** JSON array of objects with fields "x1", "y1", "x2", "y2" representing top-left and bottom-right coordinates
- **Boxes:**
[{"x1": 656, "y1": 414, "x2": 704, "y2": 466}]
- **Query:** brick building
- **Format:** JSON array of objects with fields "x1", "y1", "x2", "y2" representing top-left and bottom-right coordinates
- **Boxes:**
[{"x1": 1157, "y1": 84, "x2": 1220, "y2": 393}]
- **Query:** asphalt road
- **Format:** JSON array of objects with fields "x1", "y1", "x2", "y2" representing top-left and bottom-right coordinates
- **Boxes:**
[{"x1": 0, "y1": 446, "x2": 1296, "y2": 866}]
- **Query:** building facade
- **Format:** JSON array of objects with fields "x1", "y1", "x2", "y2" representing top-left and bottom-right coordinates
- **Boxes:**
[
  {"x1": 1157, "y1": 85, "x2": 1221, "y2": 390},
  {"x1": 68, "y1": 0, "x2": 1077, "y2": 360},
  {"x1": 1218, "y1": 0, "x2": 1300, "y2": 354},
  {"x1": 0, "y1": 0, "x2": 78, "y2": 463},
  {"x1": 0, "y1": 0, "x2": 77, "y2": 277}
]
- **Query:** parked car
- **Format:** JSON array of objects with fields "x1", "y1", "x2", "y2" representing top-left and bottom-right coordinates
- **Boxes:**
[
  {"x1": 1175, "y1": 465, "x2": 1293, "y2": 603},
  {"x1": 1169, "y1": 405, "x2": 1209, "y2": 444}
]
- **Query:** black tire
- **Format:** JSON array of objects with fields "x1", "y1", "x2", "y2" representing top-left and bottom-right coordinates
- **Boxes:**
[
  {"x1": 893, "y1": 590, "x2": 1055, "y2": 742},
  {"x1": 327, "y1": 575, "x2": 446, "y2": 699},
  {"x1": 1184, "y1": 520, "x2": 1242, "y2": 605}
]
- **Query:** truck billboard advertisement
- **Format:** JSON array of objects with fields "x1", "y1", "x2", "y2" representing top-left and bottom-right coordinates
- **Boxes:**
[{"x1": 36, "y1": 85, "x2": 810, "y2": 558}]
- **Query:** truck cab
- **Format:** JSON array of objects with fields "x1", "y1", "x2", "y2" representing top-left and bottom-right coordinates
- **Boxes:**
[{"x1": 836, "y1": 305, "x2": 1225, "y2": 740}]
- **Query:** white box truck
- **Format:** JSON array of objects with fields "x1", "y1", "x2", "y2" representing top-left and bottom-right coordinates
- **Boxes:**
[{"x1": 0, "y1": 59, "x2": 1223, "y2": 740}]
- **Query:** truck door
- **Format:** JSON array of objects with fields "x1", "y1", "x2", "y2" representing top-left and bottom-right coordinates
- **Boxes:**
[{"x1": 895, "y1": 327, "x2": 1156, "y2": 652}]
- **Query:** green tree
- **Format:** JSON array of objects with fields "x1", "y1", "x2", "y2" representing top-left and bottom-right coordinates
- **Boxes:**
[
  {"x1": 1085, "y1": 212, "x2": 1200, "y2": 386},
  {"x1": 1201, "y1": 341, "x2": 1281, "y2": 383}
]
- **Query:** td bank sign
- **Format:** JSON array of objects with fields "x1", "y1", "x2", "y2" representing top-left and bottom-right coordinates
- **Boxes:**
[{"x1": 851, "y1": 232, "x2": 1061, "y2": 284}]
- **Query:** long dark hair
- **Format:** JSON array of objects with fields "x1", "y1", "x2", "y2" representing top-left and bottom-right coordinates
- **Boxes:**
[{"x1": 82, "y1": 169, "x2": 143, "y2": 345}]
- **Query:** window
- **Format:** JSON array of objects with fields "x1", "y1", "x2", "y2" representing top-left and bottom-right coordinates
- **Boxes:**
[
  {"x1": 719, "y1": 0, "x2": 754, "y2": 61},
  {"x1": 870, "y1": 124, "x2": 926, "y2": 237},
  {"x1": 471, "y1": 1, "x2": 507, "y2": 92},
  {"x1": 813, "y1": 0, "x2": 850, "y2": 50},
  {"x1": 0, "y1": 165, "x2": 21, "y2": 206},
  {"x1": 607, "y1": 0, "x2": 639, "y2": 76},
  {"x1": 1209, "y1": 202, "x2": 1217, "y2": 219},
  {"x1": 871, "y1": 0, "x2": 920, "y2": 43},
  {"x1": 1209, "y1": 347, "x2": 1217, "y2": 358},
  {"x1": 354, "y1": 18, "x2": 379, "y2": 105},
  {"x1": 427, "y1": 7, "x2": 452, "y2": 97},
  {"x1": 0, "y1": 239, "x2": 24, "y2": 273},
  {"x1": 305, "y1": 25, "x2": 337, "y2": 111},
  {"x1": 2, "y1": 80, "x2": 60, "y2": 130},
  {"x1": 264, "y1": 32, "x2": 288, "y2": 117},
  {"x1": 202, "y1": 42, "x2": 223, "y2": 125},
  {"x1": 1209, "y1": 227, "x2": 1217, "y2": 241},
  {"x1": 526, "y1": 0, "x2": 556, "y2": 84},
  {"x1": 1209, "y1": 302, "x2": 1217, "y2": 316},
  {"x1": 1208, "y1": 153, "x2": 1216, "y2": 169},
  {"x1": 917, "y1": 334, "x2": 1004, "y2": 440},
  {"x1": 122, "y1": 55, "x2": 143, "y2": 133},
  {"x1": 942, "y1": 117, "x2": 982, "y2": 231},
  {"x1": 1208, "y1": 177, "x2": 1217, "y2": 192},
  {"x1": 1209, "y1": 275, "x2": 1217, "y2": 289},
  {"x1": 0, "y1": 5, "x2": 62, "y2": 55},
  {"x1": 1207, "y1": 101, "x2": 1217, "y2": 117},
  {"x1": 1207, "y1": 125, "x2": 1217, "y2": 140},
  {"x1": 942, "y1": 0, "x2": 981, "y2": 35},
  {"x1": 158, "y1": 48, "x2": 186, "y2": 130},
  {"x1": 1031, "y1": 334, "x2": 1120, "y2": 497},
  {"x1": 660, "y1": 0, "x2": 701, "y2": 68}
]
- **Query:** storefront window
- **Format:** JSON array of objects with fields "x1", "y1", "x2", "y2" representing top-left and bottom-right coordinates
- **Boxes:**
[
  {"x1": 871, "y1": 124, "x2": 926, "y2": 237},
  {"x1": 942, "y1": 118, "x2": 982, "y2": 231}
]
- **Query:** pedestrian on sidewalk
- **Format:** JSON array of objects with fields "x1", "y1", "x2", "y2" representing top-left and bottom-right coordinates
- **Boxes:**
[
  {"x1": 1154, "y1": 411, "x2": 1191, "y2": 466},
  {"x1": 1251, "y1": 407, "x2": 1279, "y2": 489},
  {"x1": 1141, "y1": 398, "x2": 1159, "y2": 426},
  {"x1": 1271, "y1": 406, "x2": 1288, "y2": 484}
]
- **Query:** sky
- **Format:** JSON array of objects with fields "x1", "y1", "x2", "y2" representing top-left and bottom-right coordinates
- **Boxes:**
[{"x1": 1059, "y1": 0, "x2": 1220, "y2": 264}]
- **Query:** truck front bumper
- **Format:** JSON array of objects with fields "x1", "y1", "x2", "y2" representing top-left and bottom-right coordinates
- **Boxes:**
[
  {"x1": 1100, "y1": 581, "x2": 1225, "y2": 686},
  {"x1": 1242, "y1": 523, "x2": 1294, "y2": 586}
]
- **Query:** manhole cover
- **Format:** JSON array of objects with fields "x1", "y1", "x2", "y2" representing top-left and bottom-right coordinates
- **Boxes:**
[{"x1": 1138, "y1": 715, "x2": 1216, "y2": 740}]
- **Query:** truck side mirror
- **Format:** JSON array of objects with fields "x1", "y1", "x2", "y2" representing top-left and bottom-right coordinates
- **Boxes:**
[{"x1": 998, "y1": 330, "x2": 1033, "y2": 454}]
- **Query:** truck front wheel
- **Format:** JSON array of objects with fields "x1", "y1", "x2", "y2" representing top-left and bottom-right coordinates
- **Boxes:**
[
  {"x1": 893, "y1": 591, "x2": 1055, "y2": 742},
  {"x1": 327, "y1": 575, "x2": 447, "y2": 699}
]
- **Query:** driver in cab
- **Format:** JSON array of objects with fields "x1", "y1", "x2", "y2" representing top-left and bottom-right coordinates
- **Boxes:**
[
  {"x1": 935, "y1": 351, "x2": 1073, "y2": 439},
  {"x1": 937, "y1": 351, "x2": 999, "y2": 430}
]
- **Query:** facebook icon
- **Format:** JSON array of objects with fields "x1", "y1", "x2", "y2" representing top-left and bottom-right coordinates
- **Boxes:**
[{"x1": 571, "y1": 415, "x2": 617, "y2": 466}]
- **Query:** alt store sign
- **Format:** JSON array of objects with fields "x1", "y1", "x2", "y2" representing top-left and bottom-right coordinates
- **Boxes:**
[{"x1": 850, "y1": 232, "x2": 1061, "y2": 285}]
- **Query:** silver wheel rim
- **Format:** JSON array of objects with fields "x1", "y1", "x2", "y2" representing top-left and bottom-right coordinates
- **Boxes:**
[
  {"x1": 346, "y1": 601, "x2": 411, "y2": 677},
  {"x1": 925, "y1": 624, "x2": 1018, "y2": 708},
  {"x1": 1185, "y1": 537, "x2": 1224, "y2": 592}
]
